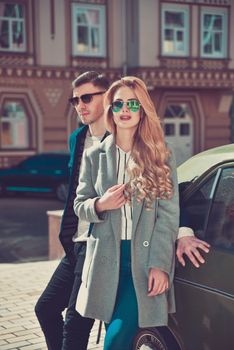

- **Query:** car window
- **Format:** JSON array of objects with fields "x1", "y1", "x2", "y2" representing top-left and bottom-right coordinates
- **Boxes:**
[
  {"x1": 205, "y1": 167, "x2": 234, "y2": 251},
  {"x1": 183, "y1": 173, "x2": 217, "y2": 239},
  {"x1": 39, "y1": 156, "x2": 69, "y2": 169},
  {"x1": 19, "y1": 155, "x2": 69, "y2": 170},
  {"x1": 19, "y1": 157, "x2": 39, "y2": 168},
  {"x1": 48, "y1": 156, "x2": 69, "y2": 168}
]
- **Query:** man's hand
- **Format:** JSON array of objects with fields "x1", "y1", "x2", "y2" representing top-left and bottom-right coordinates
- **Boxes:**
[
  {"x1": 176, "y1": 236, "x2": 210, "y2": 268},
  {"x1": 147, "y1": 268, "x2": 169, "y2": 297}
]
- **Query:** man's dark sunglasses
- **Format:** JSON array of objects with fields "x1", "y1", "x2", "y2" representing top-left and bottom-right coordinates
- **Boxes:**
[{"x1": 68, "y1": 91, "x2": 106, "y2": 106}]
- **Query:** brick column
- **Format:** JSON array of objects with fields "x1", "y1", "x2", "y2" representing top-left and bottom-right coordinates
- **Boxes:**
[{"x1": 47, "y1": 210, "x2": 64, "y2": 260}]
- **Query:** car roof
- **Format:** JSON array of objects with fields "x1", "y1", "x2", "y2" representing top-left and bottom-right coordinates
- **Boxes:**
[
  {"x1": 177, "y1": 144, "x2": 234, "y2": 183},
  {"x1": 39, "y1": 152, "x2": 69, "y2": 155},
  {"x1": 27, "y1": 152, "x2": 69, "y2": 158}
]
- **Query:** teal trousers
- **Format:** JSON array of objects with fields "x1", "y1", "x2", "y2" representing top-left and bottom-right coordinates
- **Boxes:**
[{"x1": 104, "y1": 240, "x2": 138, "y2": 350}]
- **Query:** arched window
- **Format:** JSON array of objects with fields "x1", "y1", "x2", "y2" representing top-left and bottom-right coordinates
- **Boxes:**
[
  {"x1": 0, "y1": 101, "x2": 29, "y2": 148},
  {"x1": 163, "y1": 103, "x2": 193, "y2": 165}
]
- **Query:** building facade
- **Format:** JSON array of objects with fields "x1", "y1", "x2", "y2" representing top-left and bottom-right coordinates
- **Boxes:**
[{"x1": 0, "y1": 0, "x2": 233, "y2": 168}]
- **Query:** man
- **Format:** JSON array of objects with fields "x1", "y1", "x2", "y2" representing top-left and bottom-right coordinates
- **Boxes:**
[
  {"x1": 35, "y1": 71, "x2": 109, "y2": 350},
  {"x1": 35, "y1": 71, "x2": 209, "y2": 350}
]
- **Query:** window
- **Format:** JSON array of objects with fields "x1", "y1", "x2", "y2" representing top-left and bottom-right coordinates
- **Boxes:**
[
  {"x1": 164, "y1": 104, "x2": 191, "y2": 137},
  {"x1": 205, "y1": 167, "x2": 234, "y2": 250},
  {"x1": 161, "y1": 5, "x2": 189, "y2": 56},
  {"x1": 0, "y1": 101, "x2": 29, "y2": 149},
  {"x1": 72, "y1": 3, "x2": 106, "y2": 57},
  {"x1": 0, "y1": 2, "x2": 26, "y2": 52},
  {"x1": 201, "y1": 9, "x2": 227, "y2": 58},
  {"x1": 183, "y1": 173, "x2": 217, "y2": 239},
  {"x1": 165, "y1": 123, "x2": 175, "y2": 136},
  {"x1": 163, "y1": 103, "x2": 193, "y2": 165},
  {"x1": 164, "y1": 104, "x2": 187, "y2": 119}
]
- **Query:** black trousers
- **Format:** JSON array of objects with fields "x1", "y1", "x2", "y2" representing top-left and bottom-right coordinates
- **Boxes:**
[{"x1": 35, "y1": 243, "x2": 94, "y2": 350}]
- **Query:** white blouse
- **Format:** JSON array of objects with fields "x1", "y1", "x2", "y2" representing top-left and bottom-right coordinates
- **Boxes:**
[{"x1": 116, "y1": 146, "x2": 133, "y2": 240}]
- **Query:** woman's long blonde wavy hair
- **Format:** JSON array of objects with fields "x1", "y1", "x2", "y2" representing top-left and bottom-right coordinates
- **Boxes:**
[{"x1": 104, "y1": 76, "x2": 174, "y2": 208}]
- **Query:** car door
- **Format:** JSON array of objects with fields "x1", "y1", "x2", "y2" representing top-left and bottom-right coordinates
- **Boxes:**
[
  {"x1": 33, "y1": 154, "x2": 69, "y2": 190},
  {"x1": 2, "y1": 156, "x2": 40, "y2": 191},
  {"x1": 18, "y1": 154, "x2": 68, "y2": 192},
  {"x1": 4, "y1": 155, "x2": 52, "y2": 193},
  {"x1": 171, "y1": 163, "x2": 234, "y2": 350}
]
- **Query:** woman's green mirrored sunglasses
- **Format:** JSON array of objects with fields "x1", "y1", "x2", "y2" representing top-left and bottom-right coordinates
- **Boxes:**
[{"x1": 111, "y1": 99, "x2": 141, "y2": 113}]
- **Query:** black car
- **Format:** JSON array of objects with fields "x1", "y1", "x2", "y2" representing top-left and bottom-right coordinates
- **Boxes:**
[
  {"x1": 0, "y1": 153, "x2": 70, "y2": 201},
  {"x1": 134, "y1": 144, "x2": 234, "y2": 350}
]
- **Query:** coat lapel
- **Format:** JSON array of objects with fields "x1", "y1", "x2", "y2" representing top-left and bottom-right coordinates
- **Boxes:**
[
  {"x1": 99, "y1": 136, "x2": 117, "y2": 190},
  {"x1": 100, "y1": 136, "x2": 122, "y2": 242},
  {"x1": 132, "y1": 196, "x2": 144, "y2": 238}
]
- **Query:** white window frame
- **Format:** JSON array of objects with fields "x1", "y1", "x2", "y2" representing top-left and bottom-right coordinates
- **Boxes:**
[
  {"x1": 71, "y1": 3, "x2": 106, "y2": 57},
  {"x1": 0, "y1": 3, "x2": 26, "y2": 52},
  {"x1": 1, "y1": 101, "x2": 29, "y2": 149},
  {"x1": 161, "y1": 5, "x2": 189, "y2": 57},
  {"x1": 200, "y1": 8, "x2": 227, "y2": 58}
]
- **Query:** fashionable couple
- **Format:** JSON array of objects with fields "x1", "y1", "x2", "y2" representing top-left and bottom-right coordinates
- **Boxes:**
[{"x1": 35, "y1": 71, "x2": 210, "y2": 350}]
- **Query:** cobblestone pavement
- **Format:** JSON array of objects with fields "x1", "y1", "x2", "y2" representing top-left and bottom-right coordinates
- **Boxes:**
[{"x1": 0, "y1": 260, "x2": 104, "y2": 350}]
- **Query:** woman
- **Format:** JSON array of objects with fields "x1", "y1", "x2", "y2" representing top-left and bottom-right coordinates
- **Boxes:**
[{"x1": 74, "y1": 76, "x2": 179, "y2": 350}]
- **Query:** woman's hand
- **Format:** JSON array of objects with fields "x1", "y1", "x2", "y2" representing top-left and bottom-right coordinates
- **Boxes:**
[
  {"x1": 95, "y1": 184, "x2": 126, "y2": 213},
  {"x1": 147, "y1": 268, "x2": 169, "y2": 297}
]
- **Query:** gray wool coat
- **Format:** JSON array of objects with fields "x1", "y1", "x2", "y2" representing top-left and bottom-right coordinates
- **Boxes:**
[{"x1": 73, "y1": 135, "x2": 179, "y2": 327}]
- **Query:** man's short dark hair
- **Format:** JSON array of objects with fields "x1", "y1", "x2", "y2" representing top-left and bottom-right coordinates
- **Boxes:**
[{"x1": 72, "y1": 71, "x2": 110, "y2": 90}]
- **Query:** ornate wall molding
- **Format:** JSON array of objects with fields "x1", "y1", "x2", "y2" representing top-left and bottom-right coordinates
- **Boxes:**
[
  {"x1": 0, "y1": 54, "x2": 34, "y2": 66},
  {"x1": 162, "y1": 0, "x2": 230, "y2": 5},
  {"x1": 0, "y1": 66, "x2": 121, "y2": 83},
  {"x1": 128, "y1": 67, "x2": 234, "y2": 90},
  {"x1": 74, "y1": 0, "x2": 106, "y2": 4},
  {"x1": 0, "y1": 66, "x2": 234, "y2": 88},
  {"x1": 159, "y1": 58, "x2": 229, "y2": 70},
  {"x1": 44, "y1": 88, "x2": 63, "y2": 107},
  {"x1": 71, "y1": 57, "x2": 107, "y2": 69},
  {"x1": 0, "y1": 64, "x2": 234, "y2": 89}
]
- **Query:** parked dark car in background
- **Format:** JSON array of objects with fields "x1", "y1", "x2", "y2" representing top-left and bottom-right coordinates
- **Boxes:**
[
  {"x1": 0, "y1": 153, "x2": 69, "y2": 201},
  {"x1": 134, "y1": 144, "x2": 234, "y2": 350}
]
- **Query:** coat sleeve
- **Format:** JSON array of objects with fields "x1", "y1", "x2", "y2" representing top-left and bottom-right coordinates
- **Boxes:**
[
  {"x1": 73, "y1": 150, "x2": 106, "y2": 223},
  {"x1": 148, "y1": 148, "x2": 179, "y2": 276}
]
